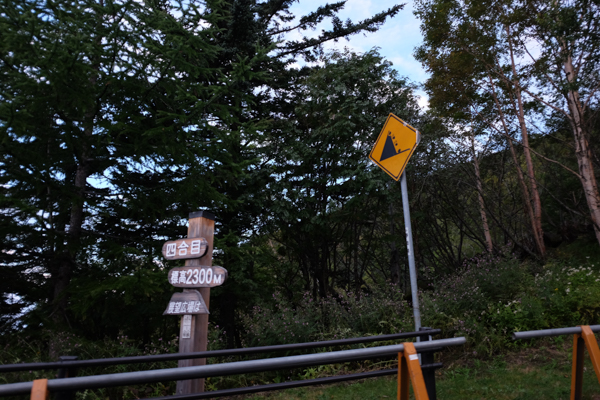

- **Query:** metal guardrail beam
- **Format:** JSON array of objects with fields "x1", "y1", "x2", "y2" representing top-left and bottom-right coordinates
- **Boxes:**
[
  {"x1": 139, "y1": 363, "x2": 440, "y2": 400},
  {"x1": 139, "y1": 369, "x2": 402, "y2": 400},
  {"x1": 140, "y1": 363, "x2": 442, "y2": 400},
  {"x1": 512, "y1": 325, "x2": 600, "y2": 340},
  {"x1": 0, "y1": 329, "x2": 441, "y2": 373},
  {"x1": 0, "y1": 337, "x2": 465, "y2": 396}
]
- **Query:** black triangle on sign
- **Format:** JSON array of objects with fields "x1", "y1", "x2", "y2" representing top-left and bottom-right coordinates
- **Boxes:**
[
  {"x1": 380, "y1": 132, "x2": 409, "y2": 161},
  {"x1": 380, "y1": 133, "x2": 397, "y2": 161}
]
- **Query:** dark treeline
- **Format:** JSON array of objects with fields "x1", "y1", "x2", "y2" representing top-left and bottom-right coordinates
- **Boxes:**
[{"x1": 1, "y1": 0, "x2": 598, "y2": 355}]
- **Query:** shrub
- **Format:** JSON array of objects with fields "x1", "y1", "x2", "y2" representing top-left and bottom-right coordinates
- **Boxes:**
[
  {"x1": 421, "y1": 251, "x2": 600, "y2": 355},
  {"x1": 0, "y1": 330, "x2": 181, "y2": 399},
  {"x1": 533, "y1": 261, "x2": 600, "y2": 327},
  {"x1": 239, "y1": 284, "x2": 414, "y2": 347}
]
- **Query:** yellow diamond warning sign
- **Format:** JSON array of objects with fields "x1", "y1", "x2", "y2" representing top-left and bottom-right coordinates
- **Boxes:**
[{"x1": 369, "y1": 113, "x2": 420, "y2": 181}]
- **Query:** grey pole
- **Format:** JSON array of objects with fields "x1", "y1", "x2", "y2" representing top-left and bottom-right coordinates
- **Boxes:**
[
  {"x1": 513, "y1": 325, "x2": 600, "y2": 340},
  {"x1": 400, "y1": 171, "x2": 421, "y2": 333}
]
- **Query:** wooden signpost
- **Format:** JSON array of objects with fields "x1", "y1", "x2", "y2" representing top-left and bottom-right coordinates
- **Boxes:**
[{"x1": 162, "y1": 211, "x2": 227, "y2": 395}]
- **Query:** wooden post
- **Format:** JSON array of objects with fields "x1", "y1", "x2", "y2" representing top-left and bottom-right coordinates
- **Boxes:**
[
  {"x1": 176, "y1": 211, "x2": 215, "y2": 395},
  {"x1": 571, "y1": 334, "x2": 585, "y2": 400},
  {"x1": 397, "y1": 351, "x2": 410, "y2": 400}
]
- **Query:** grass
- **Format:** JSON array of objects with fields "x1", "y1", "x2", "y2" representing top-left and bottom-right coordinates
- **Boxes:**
[{"x1": 238, "y1": 340, "x2": 600, "y2": 400}]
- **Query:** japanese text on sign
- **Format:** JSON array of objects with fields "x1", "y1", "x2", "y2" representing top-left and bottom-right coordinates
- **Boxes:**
[
  {"x1": 167, "y1": 266, "x2": 228, "y2": 288},
  {"x1": 163, "y1": 290, "x2": 209, "y2": 315},
  {"x1": 162, "y1": 238, "x2": 208, "y2": 260},
  {"x1": 181, "y1": 315, "x2": 192, "y2": 338},
  {"x1": 166, "y1": 301, "x2": 204, "y2": 314}
]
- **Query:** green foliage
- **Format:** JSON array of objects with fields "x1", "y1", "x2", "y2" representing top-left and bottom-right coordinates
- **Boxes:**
[
  {"x1": 191, "y1": 1, "x2": 406, "y2": 348},
  {"x1": 264, "y1": 48, "x2": 424, "y2": 299},
  {"x1": 0, "y1": 0, "x2": 254, "y2": 343},
  {"x1": 0, "y1": 330, "x2": 180, "y2": 399},
  {"x1": 240, "y1": 285, "x2": 413, "y2": 347},
  {"x1": 534, "y1": 262, "x2": 600, "y2": 327},
  {"x1": 414, "y1": 0, "x2": 600, "y2": 254},
  {"x1": 0, "y1": 0, "x2": 409, "y2": 358},
  {"x1": 0, "y1": 322, "x2": 231, "y2": 397},
  {"x1": 4, "y1": 5, "x2": 600, "y2": 397},
  {"x1": 421, "y1": 251, "x2": 600, "y2": 355}
]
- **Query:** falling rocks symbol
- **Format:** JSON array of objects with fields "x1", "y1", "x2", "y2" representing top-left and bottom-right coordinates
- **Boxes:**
[{"x1": 380, "y1": 131, "x2": 409, "y2": 161}]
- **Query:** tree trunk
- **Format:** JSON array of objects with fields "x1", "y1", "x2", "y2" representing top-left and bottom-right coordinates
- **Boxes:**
[
  {"x1": 506, "y1": 25, "x2": 546, "y2": 257},
  {"x1": 487, "y1": 74, "x2": 543, "y2": 256},
  {"x1": 469, "y1": 130, "x2": 493, "y2": 252},
  {"x1": 49, "y1": 153, "x2": 90, "y2": 359},
  {"x1": 563, "y1": 53, "x2": 600, "y2": 244},
  {"x1": 49, "y1": 76, "x2": 96, "y2": 357}
]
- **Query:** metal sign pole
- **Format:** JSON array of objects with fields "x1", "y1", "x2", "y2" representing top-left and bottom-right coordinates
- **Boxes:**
[
  {"x1": 400, "y1": 171, "x2": 421, "y2": 333},
  {"x1": 368, "y1": 113, "x2": 422, "y2": 336}
]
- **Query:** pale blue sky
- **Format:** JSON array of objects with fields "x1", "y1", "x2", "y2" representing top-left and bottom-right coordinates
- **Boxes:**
[{"x1": 287, "y1": 0, "x2": 429, "y2": 107}]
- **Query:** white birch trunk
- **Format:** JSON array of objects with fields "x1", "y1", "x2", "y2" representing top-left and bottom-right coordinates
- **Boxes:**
[
  {"x1": 563, "y1": 54, "x2": 600, "y2": 244},
  {"x1": 506, "y1": 25, "x2": 546, "y2": 256},
  {"x1": 487, "y1": 74, "x2": 545, "y2": 256}
]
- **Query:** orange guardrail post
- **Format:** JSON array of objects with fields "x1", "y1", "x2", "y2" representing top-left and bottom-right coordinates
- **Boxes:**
[
  {"x1": 581, "y1": 326, "x2": 600, "y2": 380},
  {"x1": 571, "y1": 325, "x2": 600, "y2": 400},
  {"x1": 397, "y1": 342, "x2": 430, "y2": 400},
  {"x1": 30, "y1": 379, "x2": 49, "y2": 400},
  {"x1": 398, "y1": 350, "x2": 409, "y2": 400}
]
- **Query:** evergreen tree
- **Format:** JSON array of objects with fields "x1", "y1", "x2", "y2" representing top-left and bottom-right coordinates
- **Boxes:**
[
  {"x1": 0, "y1": 0, "x2": 254, "y2": 345},
  {"x1": 0, "y1": 0, "x2": 405, "y2": 349},
  {"x1": 201, "y1": 0, "x2": 405, "y2": 346},
  {"x1": 263, "y1": 49, "x2": 422, "y2": 299}
]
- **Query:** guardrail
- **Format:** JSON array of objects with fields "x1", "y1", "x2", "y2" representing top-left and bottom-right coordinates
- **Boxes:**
[
  {"x1": 2, "y1": 328, "x2": 441, "y2": 398},
  {"x1": 0, "y1": 329, "x2": 441, "y2": 373},
  {"x1": 1, "y1": 336, "x2": 466, "y2": 399},
  {"x1": 142, "y1": 368, "x2": 404, "y2": 400},
  {"x1": 512, "y1": 325, "x2": 600, "y2": 340},
  {"x1": 513, "y1": 325, "x2": 600, "y2": 400},
  {"x1": 140, "y1": 328, "x2": 445, "y2": 400},
  {"x1": 2, "y1": 328, "x2": 442, "y2": 399}
]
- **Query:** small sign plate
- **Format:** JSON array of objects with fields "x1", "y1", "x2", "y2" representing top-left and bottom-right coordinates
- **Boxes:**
[
  {"x1": 167, "y1": 266, "x2": 228, "y2": 288},
  {"x1": 181, "y1": 315, "x2": 192, "y2": 338},
  {"x1": 163, "y1": 290, "x2": 209, "y2": 315},
  {"x1": 162, "y1": 238, "x2": 208, "y2": 260}
]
